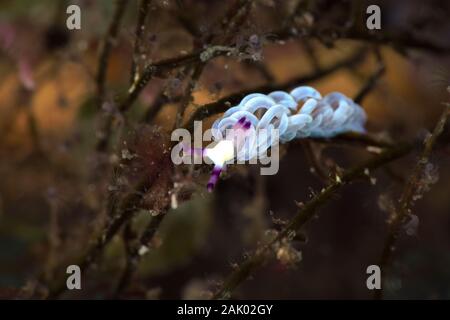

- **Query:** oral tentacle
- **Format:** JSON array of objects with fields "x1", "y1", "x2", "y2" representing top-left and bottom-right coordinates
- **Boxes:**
[
  {"x1": 207, "y1": 165, "x2": 223, "y2": 192},
  {"x1": 182, "y1": 143, "x2": 205, "y2": 156}
]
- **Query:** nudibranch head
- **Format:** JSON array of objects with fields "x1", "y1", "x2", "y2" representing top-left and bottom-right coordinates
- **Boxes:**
[
  {"x1": 204, "y1": 140, "x2": 234, "y2": 167},
  {"x1": 204, "y1": 116, "x2": 256, "y2": 192}
]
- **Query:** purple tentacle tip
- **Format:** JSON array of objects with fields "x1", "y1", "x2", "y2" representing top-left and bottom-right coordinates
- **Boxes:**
[
  {"x1": 243, "y1": 121, "x2": 251, "y2": 130},
  {"x1": 238, "y1": 117, "x2": 246, "y2": 124},
  {"x1": 206, "y1": 165, "x2": 223, "y2": 192}
]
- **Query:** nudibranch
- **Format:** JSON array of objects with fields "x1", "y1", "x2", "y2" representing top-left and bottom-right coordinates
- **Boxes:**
[{"x1": 187, "y1": 86, "x2": 367, "y2": 192}]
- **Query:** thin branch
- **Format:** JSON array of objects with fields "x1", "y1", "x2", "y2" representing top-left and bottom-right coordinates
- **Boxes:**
[
  {"x1": 213, "y1": 142, "x2": 413, "y2": 299},
  {"x1": 113, "y1": 209, "x2": 166, "y2": 298},
  {"x1": 343, "y1": 28, "x2": 450, "y2": 55},
  {"x1": 310, "y1": 132, "x2": 394, "y2": 149},
  {"x1": 117, "y1": 221, "x2": 137, "y2": 297},
  {"x1": 376, "y1": 103, "x2": 450, "y2": 300},
  {"x1": 173, "y1": 10, "x2": 202, "y2": 39},
  {"x1": 123, "y1": 48, "x2": 236, "y2": 112},
  {"x1": 302, "y1": 39, "x2": 322, "y2": 72},
  {"x1": 174, "y1": 63, "x2": 205, "y2": 130},
  {"x1": 354, "y1": 49, "x2": 385, "y2": 105},
  {"x1": 301, "y1": 141, "x2": 330, "y2": 183},
  {"x1": 220, "y1": 0, "x2": 253, "y2": 44},
  {"x1": 143, "y1": 91, "x2": 181, "y2": 123},
  {"x1": 243, "y1": 60, "x2": 275, "y2": 83},
  {"x1": 96, "y1": 0, "x2": 128, "y2": 106},
  {"x1": 142, "y1": 64, "x2": 190, "y2": 124},
  {"x1": 274, "y1": 26, "x2": 450, "y2": 54},
  {"x1": 129, "y1": 0, "x2": 152, "y2": 85}
]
